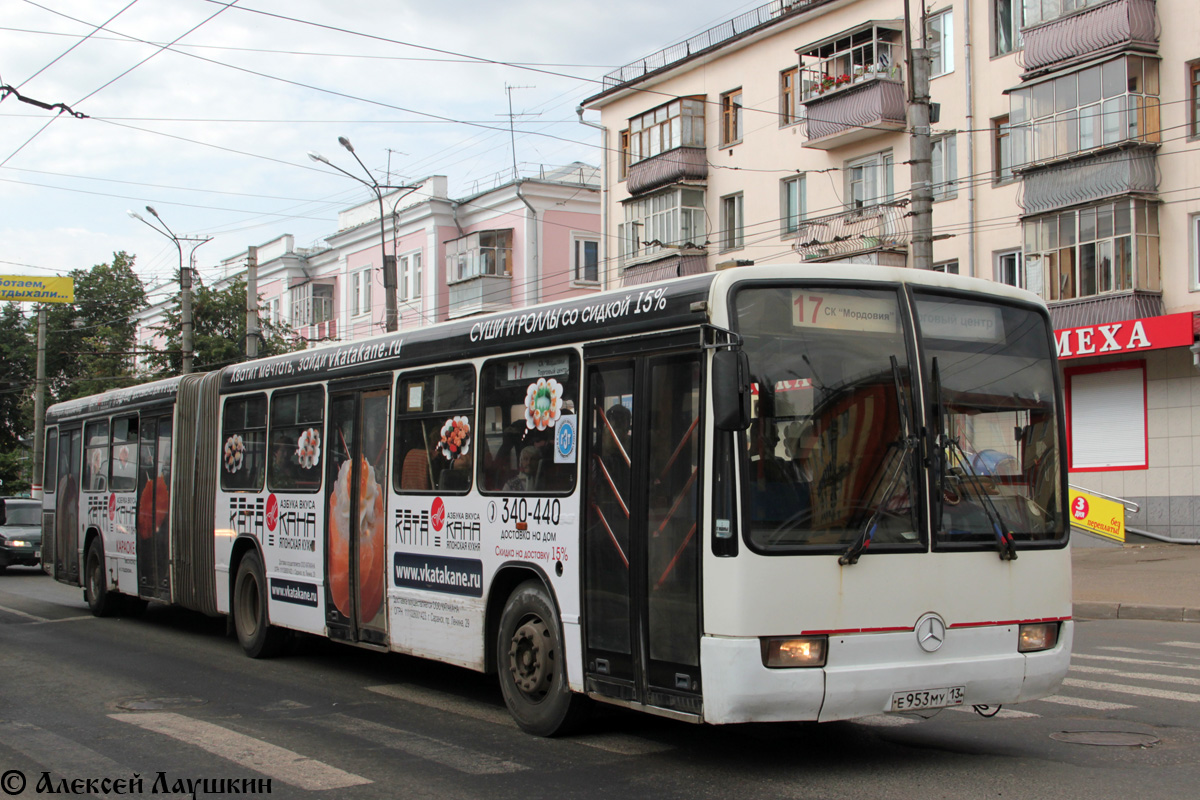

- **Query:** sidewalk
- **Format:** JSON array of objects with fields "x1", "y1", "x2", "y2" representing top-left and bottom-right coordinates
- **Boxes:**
[{"x1": 1073, "y1": 538, "x2": 1200, "y2": 622}]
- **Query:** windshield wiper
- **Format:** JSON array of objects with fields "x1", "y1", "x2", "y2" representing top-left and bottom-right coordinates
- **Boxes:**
[
  {"x1": 840, "y1": 356, "x2": 917, "y2": 566},
  {"x1": 931, "y1": 358, "x2": 1018, "y2": 561}
]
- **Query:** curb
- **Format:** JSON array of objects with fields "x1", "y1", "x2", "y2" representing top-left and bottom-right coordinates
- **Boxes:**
[{"x1": 1074, "y1": 602, "x2": 1200, "y2": 622}]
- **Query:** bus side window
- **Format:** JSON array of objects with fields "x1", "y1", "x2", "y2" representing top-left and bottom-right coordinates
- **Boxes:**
[
  {"x1": 83, "y1": 420, "x2": 109, "y2": 493},
  {"x1": 110, "y1": 416, "x2": 139, "y2": 493},
  {"x1": 478, "y1": 352, "x2": 579, "y2": 495},
  {"x1": 268, "y1": 387, "x2": 324, "y2": 493},
  {"x1": 222, "y1": 394, "x2": 268, "y2": 492},
  {"x1": 44, "y1": 428, "x2": 58, "y2": 495},
  {"x1": 394, "y1": 366, "x2": 475, "y2": 495}
]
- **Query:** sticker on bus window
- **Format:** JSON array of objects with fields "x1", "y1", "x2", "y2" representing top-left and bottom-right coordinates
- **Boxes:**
[
  {"x1": 791, "y1": 290, "x2": 900, "y2": 334},
  {"x1": 439, "y1": 416, "x2": 471, "y2": 461},
  {"x1": 407, "y1": 383, "x2": 424, "y2": 412},
  {"x1": 296, "y1": 428, "x2": 321, "y2": 469},
  {"x1": 223, "y1": 434, "x2": 245, "y2": 473},
  {"x1": 554, "y1": 414, "x2": 577, "y2": 464},
  {"x1": 524, "y1": 378, "x2": 563, "y2": 430}
]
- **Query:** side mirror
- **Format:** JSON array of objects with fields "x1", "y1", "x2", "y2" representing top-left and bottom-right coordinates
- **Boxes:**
[{"x1": 712, "y1": 349, "x2": 752, "y2": 431}]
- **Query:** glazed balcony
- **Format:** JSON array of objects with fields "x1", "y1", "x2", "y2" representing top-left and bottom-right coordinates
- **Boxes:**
[
  {"x1": 802, "y1": 77, "x2": 906, "y2": 149},
  {"x1": 1022, "y1": 0, "x2": 1158, "y2": 77},
  {"x1": 447, "y1": 275, "x2": 511, "y2": 319}
]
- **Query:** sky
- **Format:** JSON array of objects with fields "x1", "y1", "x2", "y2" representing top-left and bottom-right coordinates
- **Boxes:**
[{"x1": 1, "y1": 0, "x2": 752, "y2": 304}]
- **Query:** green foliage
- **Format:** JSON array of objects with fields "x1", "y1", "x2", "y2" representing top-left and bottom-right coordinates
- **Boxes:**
[{"x1": 144, "y1": 276, "x2": 303, "y2": 377}]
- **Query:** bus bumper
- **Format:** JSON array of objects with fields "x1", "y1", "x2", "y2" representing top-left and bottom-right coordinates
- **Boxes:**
[{"x1": 700, "y1": 621, "x2": 1073, "y2": 725}]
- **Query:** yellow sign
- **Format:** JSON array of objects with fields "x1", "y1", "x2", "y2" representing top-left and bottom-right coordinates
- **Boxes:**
[
  {"x1": 0, "y1": 275, "x2": 75, "y2": 304},
  {"x1": 1069, "y1": 488, "x2": 1125, "y2": 542}
]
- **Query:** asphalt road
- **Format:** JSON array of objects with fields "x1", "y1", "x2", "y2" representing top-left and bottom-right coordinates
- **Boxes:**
[{"x1": 3, "y1": 567, "x2": 1200, "y2": 800}]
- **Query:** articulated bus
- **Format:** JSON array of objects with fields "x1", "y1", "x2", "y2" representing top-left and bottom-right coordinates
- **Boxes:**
[{"x1": 40, "y1": 264, "x2": 1071, "y2": 735}]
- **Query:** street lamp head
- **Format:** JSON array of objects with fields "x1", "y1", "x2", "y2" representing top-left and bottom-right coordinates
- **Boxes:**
[
  {"x1": 126, "y1": 210, "x2": 145, "y2": 222},
  {"x1": 307, "y1": 151, "x2": 330, "y2": 165},
  {"x1": 145, "y1": 205, "x2": 160, "y2": 218},
  {"x1": 338, "y1": 136, "x2": 355, "y2": 153}
]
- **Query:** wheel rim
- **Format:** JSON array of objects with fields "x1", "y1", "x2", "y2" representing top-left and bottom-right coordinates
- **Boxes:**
[
  {"x1": 87, "y1": 551, "x2": 102, "y2": 602},
  {"x1": 237, "y1": 572, "x2": 260, "y2": 638},
  {"x1": 508, "y1": 616, "x2": 554, "y2": 700}
]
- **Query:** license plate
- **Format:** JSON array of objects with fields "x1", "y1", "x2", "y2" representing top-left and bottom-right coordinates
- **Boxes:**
[
  {"x1": 34, "y1": 549, "x2": 41, "y2": 560},
  {"x1": 891, "y1": 686, "x2": 965, "y2": 712}
]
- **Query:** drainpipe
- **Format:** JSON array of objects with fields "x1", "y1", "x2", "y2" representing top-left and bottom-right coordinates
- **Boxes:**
[
  {"x1": 576, "y1": 105, "x2": 609, "y2": 291},
  {"x1": 515, "y1": 182, "x2": 539, "y2": 307},
  {"x1": 964, "y1": 0, "x2": 977, "y2": 278}
]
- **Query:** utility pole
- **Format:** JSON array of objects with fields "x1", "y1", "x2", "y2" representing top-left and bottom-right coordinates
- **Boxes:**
[
  {"x1": 245, "y1": 245, "x2": 259, "y2": 359},
  {"x1": 31, "y1": 306, "x2": 46, "y2": 499},
  {"x1": 906, "y1": 0, "x2": 934, "y2": 271}
]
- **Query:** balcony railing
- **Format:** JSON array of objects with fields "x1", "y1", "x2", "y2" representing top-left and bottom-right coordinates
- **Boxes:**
[
  {"x1": 790, "y1": 200, "x2": 910, "y2": 261},
  {"x1": 1021, "y1": 0, "x2": 1158, "y2": 76},
  {"x1": 803, "y1": 78, "x2": 906, "y2": 149},
  {"x1": 626, "y1": 147, "x2": 707, "y2": 195},
  {"x1": 1020, "y1": 148, "x2": 1158, "y2": 217},
  {"x1": 447, "y1": 274, "x2": 511, "y2": 319}
]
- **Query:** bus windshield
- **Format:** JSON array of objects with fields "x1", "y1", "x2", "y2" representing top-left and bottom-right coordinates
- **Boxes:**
[
  {"x1": 734, "y1": 286, "x2": 921, "y2": 552},
  {"x1": 915, "y1": 292, "x2": 1064, "y2": 546}
]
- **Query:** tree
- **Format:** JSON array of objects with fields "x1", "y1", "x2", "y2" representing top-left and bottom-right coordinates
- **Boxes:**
[
  {"x1": 144, "y1": 276, "x2": 302, "y2": 377},
  {"x1": 0, "y1": 303, "x2": 34, "y2": 492}
]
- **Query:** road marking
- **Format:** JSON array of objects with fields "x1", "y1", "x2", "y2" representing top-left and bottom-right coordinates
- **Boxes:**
[
  {"x1": 315, "y1": 714, "x2": 527, "y2": 774},
  {"x1": 1073, "y1": 653, "x2": 1200, "y2": 672},
  {"x1": 1162, "y1": 641, "x2": 1200, "y2": 650},
  {"x1": 109, "y1": 712, "x2": 371, "y2": 790},
  {"x1": 1070, "y1": 664, "x2": 1200, "y2": 688},
  {"x1": 1035, "y1": 695, "x2": 1134, "y2": 711},
  {"x1": 1095, "y1": 646, "x2": 1200, "y2": 660},
  {"x1": 366, "y1": 684, "x2": 671, "y2": 755},
  {"x1": 0, "y1": 721, "x2": 188, "y2": 799},
  {"x1": 947, "y1": 706, "x2": 1040, "y2": 719},
  {"x1": 0, "y1": 604, "x2": 92, "y2": 624},
  {"x1": 854, "y1": 715, "x2": 922, "y2": 727},
  {"x1": 1063, "y1": 678, "x2": 1200, "y2": 703}
]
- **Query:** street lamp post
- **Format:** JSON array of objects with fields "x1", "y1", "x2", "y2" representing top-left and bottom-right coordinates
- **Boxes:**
[
  {"x1": 309, "y1": 138, "x2": 417, "y2": 333},
  {"x1": 128, "y1": 206, "x2": 210, "y2": 374}
]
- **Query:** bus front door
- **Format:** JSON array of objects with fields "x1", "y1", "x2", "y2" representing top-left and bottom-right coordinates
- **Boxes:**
[
  {"x1": 136, "y1": 414, "x2": 172, "y2": 602},
  {"x1": 53, "y1": 427, "x2": 82, "y2": 585},
  {"x1": 583, "y1": 349, "x2": 703, "y2": 715},
  {"x1": 324, "y1": 386, "x2": 391, "y2": 647}
]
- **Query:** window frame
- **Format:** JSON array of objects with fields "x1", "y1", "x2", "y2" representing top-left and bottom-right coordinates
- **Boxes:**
[
  {"x1": 995, "y1": 249, "x2": 1023, "y2": 288},
  {"x1": 1189, "y1": 59, "x2": 1200, "y2": 141},
  {"x1": 351, "y1": 267, "x2": 372, "y2": 317},
  {"x1": 394, "y1": 365, "x2": 477, "y2": 496},
  {"x1": 932, "y1": 260, "x2": 960, "y2": 275},
  {"x1": 992, "y1": 0, "x2": 1024, "y2": 57},
  {"x1": 267, "y1": 385, "x2": 326, "y2": 494},
  {"x1": 83, "y1": 419, "x2": 109, "y2": 493},
  {"x1": 109, "y1": 414, "x2": 139, "y2": 493},
  {"x1": 627, "y1": 97, "x2": 705, "y2": 166},
  {"x1": 720, "y1": 193, "x2": 745, "y2": 252},
  {"x1": 1191, "y1": 213, "x2": 1200, "y2": 292},
  {"x1": 618, "y1": 129, "x2": 631, "y2": 180},
  {"x1": 221, "y1": 393, "x2": 268, "y2": 493},
  {"x1": 780, "y1": 67, "x2": 800, "y2": 126},
  {"x1": 927, "y1": 8, "x2": 955, "y2": 78},
  {"x1": 781, "y1": 175, "x2": 806, "y2": 237},
  {"x1": 721, "y1": 88, "x2": 744, "y2": 147},
  {"x1": 571, "y1": 234, "x2": 600, "y2": 285},
  {"x1": 993, "y1": 115, "x2": 1014, "y2": 184},
  {"x1": 931, "y1": 133, "x2": 958, "y2": 201},
  {"x1": 844, "y1": 150, "x2": 894, "y2": 210},
  {"x1": 1065, "y1": 360, "x2": 1148, "y2": 472}
]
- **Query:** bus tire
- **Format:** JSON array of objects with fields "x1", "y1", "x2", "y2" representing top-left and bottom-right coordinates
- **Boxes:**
[
  {"x1": 233, "y1": 550, "x2": 285, "y2": 658},
  {"x1": 497, "y1": 580, "x2": 588, "y2": 736},
  {"x1": 84, "y1": 539, "x2": 117, "y2": 617}
]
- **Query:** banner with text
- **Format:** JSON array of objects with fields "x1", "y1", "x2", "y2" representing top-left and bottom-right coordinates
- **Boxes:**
[{"x1": 1069, "y1": 488, "x2": 1125, "y2": 542}]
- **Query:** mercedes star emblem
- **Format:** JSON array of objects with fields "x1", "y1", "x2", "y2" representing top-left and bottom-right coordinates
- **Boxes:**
[{"x1": 915, "y1": 613, "x2": 947, "y2": 653}]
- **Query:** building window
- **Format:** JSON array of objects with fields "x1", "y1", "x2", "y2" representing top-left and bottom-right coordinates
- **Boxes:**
[
  {"x1": 351, "y1": 267, "x2": 372, "y2": 316},
  {"x1": 797, "y1": 23, "x2": 904, "y2": 102},
  {"x1": 931, "y1": 134, "x2": 958, "y2": 201},
  {"x1": 1010, "y1": 55, "x2": 1160, "y2": 169},
  {"x1": 398, "y1": 251, "x2": 421, "y2": 302},
  {"x1": 412, "y1": 251, "x2": 422, "y2": 300},
  {"x1": 721, "y1": 89, "x2": 743, "y2": 146},
  {"x1": 618, "y1": 188, "x2": 706, "y2": 264},
  {"x1": 993, "y1": 0, "x2": 1023, "y2": 56},
  {"x1": 573, "y1": 237, "x2": 599, "y2": 283},
  {"x1": 445, "y1": 230, "x2": 512, "y2": 282},
  {"x1": 1066, "y1": 362, "x2": 1147, "y2": 471},
  {"x1": 781, "y1": 175, "x2": 806, "y2": 236},
  {"x1": 993, "y1": 115, "x2": 1014, "y2": 183},
  {"x1": 1022, "y1": 198, "x2": 1160, "y2": 302},
  {"x1": 845, "y1": 150, "x2": 894, "y2": 209},
  {"x1": 1190, "y1": 61, "x2": 1200, "y2": 139},
  {"x1": 932, "y1": 260, "x2": 959, "y2": 275},
  {"x1": 268, "y1": 298, "x2": 280, "y2": 326},
  {"x1": 927, "y1": 8, "x2": 954, "y2": 77},
  {"x1": 721, "y1": 193, "x2": 744, "y2": 251},
  {"x1": 995, "y1": 249, "x2": 1022, "y2": 288},
  {"x1": 780, "y1": 67, "x2": 799, "y2": 125},
  {"x1": 618, "y1": 129, "x2": 631, "y2": 179},
  {"x1": 1024, "y1": 0, "x2": 1106, "y2": 29},
  {"x1": 291, "y1": 282, "x2": 334, "y2": 328},
  {"x1": 1192, "y1": 213, "x2": 1200, "y2": 290},
  {"x1": 628, "y1": 98, "x2": 705, "y2": 165}
]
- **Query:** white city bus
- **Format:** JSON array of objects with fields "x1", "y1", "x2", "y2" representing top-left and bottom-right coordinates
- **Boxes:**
[{"x1": 40, "y1": 264, "x2": 1071, "y2": 735}]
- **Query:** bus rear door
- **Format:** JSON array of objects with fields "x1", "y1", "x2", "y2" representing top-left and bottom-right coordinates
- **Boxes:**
[
  {"x1": 583, "y1": 335, "x2": 703, "y2": 716},
  {"x1": 53, "y1": 426, "x2": 82, "y2": 584}
]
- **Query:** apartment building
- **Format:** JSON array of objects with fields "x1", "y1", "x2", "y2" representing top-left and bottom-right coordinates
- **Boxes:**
[
  {"x1": 582, "y1": 0, "x2": 1200, "y2": 540},
  {"x1": 135, "y1": 165, "x2": 601, "y2": 354}
]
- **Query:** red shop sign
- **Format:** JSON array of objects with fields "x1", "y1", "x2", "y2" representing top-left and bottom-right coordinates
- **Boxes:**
[{"x1": 1055, "y1": 312, "x2": 1194, "y2": 360}]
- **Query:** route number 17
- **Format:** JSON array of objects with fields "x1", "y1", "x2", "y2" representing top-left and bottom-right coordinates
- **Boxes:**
[{"x1": 793, "y1": 295, "x2": 824, "y2": 325}]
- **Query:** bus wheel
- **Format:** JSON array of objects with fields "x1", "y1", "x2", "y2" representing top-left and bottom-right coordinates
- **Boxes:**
[
  {"x1": 84, "y1": 539, "x2": 117, "y2": 617},
  {"x1": 233, "y1": 551, "x2": 285, "y2": 658},
  {"x1": 497, "y1": 580, "x2": 588, "y2": 736}
]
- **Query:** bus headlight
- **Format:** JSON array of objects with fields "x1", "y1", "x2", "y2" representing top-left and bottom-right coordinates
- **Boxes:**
[
  {"x1": 1018, "y1": 622, "x2": 1059, "y2": 653},
  {"x1": 760, "y1": 636, "x2": 827, "y2": 668}
]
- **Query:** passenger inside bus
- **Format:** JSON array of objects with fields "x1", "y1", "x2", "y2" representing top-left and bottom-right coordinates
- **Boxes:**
[
  {"x1": 747, "y1": 417, "x2": 802, "y2": 525},
  {"x1": 503, "y1": 446, "x2": 541, "y2": 492}
]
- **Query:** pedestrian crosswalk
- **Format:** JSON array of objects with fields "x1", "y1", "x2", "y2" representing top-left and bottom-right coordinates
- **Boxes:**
[{"x1": 2, "y1": 636, "x2": 1198, "y2": 794}]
